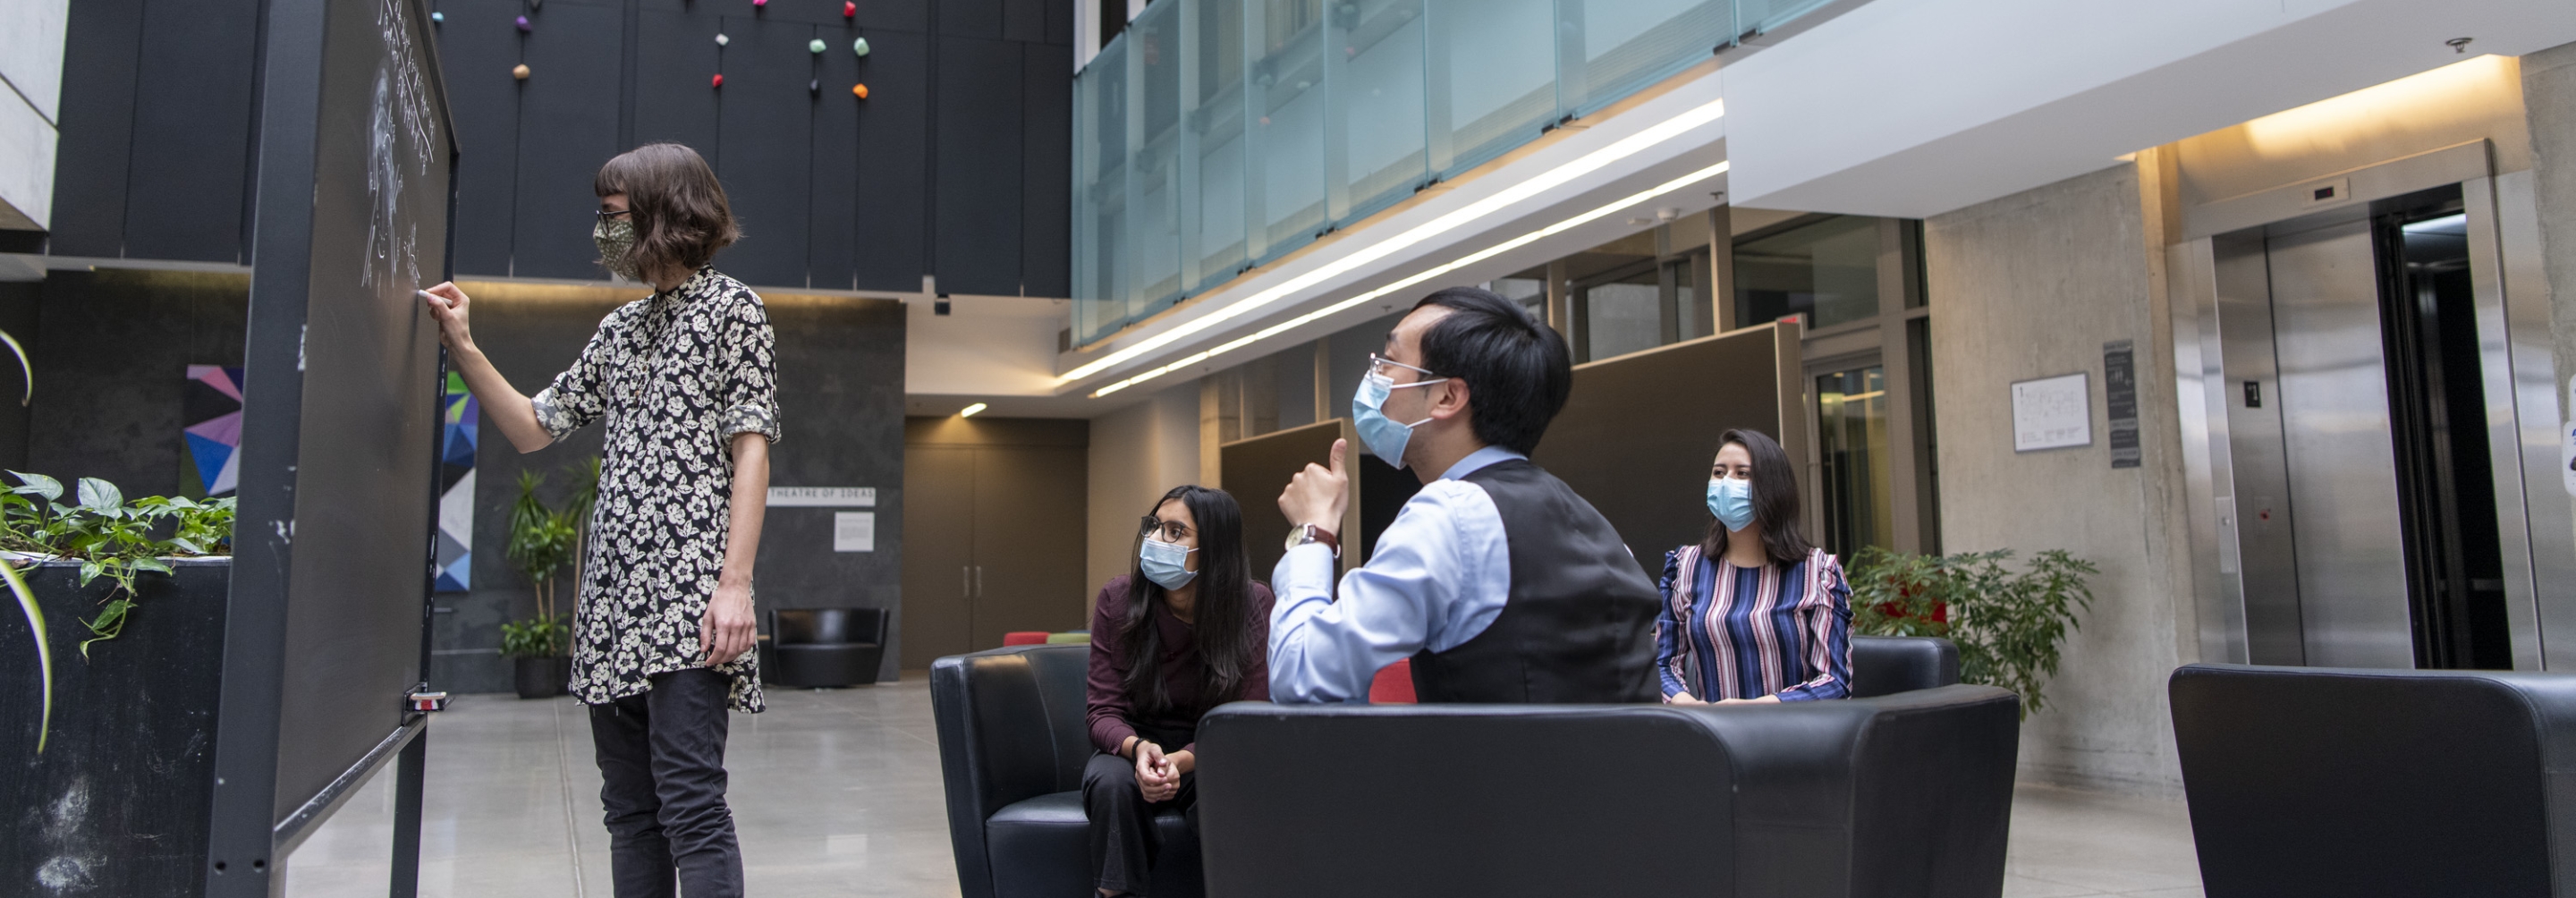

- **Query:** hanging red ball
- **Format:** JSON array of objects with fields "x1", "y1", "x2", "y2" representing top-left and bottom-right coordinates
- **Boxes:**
[
  {"x1": 843, "y1": 1, "x2": 856, "y2": 16},
  {"x1": 712, "y1": 73, "x2": 724, "y2": 89}
]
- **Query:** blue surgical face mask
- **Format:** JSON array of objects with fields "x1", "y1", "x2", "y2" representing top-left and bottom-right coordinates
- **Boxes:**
[
  {"x1": 1707, "y1": 477, "x2": 1756, "y2": 532},
  {"x1": 1352, "y1": 370, "x2": 1449, "y2": 468},
  {"x1": 1138, "y1": 537, "x2": 1198, "y2": 589}
]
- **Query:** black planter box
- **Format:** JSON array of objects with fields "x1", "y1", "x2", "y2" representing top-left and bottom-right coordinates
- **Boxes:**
[{"x1": 0, "y1": 558, "x2": 231, "y2": 897}]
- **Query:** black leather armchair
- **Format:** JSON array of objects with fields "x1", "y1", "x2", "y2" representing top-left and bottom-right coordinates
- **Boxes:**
[
  {"x1": 2170, "y1": 664, "x2": 2576, "y2": 898},
  {"x1": 760, "y1": 607, "x2": 887, "y2": 688},
  {"x1": 1850, "y1": 634, "x2": 1960, "y2": 697},
  {"x1": 931, "y1": 644, "x2": 1202, "y2": 898},
  {"x1": 1194, "y1": 682, "x2": 2020, "y2": 898}
]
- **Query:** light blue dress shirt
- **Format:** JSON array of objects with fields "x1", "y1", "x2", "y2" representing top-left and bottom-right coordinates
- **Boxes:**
[{"x1": 1267, "y1": 445, "x2": 1522, "y2": 703}]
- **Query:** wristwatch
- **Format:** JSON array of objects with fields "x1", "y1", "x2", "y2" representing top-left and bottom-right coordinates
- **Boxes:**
[{"x1": 1284, "y1": 522, "x2": 1341, "y2": 558}]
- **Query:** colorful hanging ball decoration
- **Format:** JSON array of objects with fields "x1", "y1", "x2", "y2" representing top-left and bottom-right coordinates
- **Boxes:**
[
  {"x1": 851, "y1": 82, "x2": 869, "y2": 99},
  {"x1": 430, "y1": 11, "x2": 444, "y2": 23},
  {"x1": 712, "y1": 72, "x2": 724, "y2": 89},
  {"x1": 808, "y1": 78, "x2": 820, "y2": 95},
  {"x1": 514, "y1": 14, "x2": 530, "y2": 30},
  {"x1": 529, "y1": 0, "x2": 542, "y2": 9},
  {"x1": 513, "y1": 64, "x2": 530, "y2": 80},
  {"x1": 751, "y1": 0, "x2": 766, "y2": 7},
  {"x1": 843, "y1": 1, "x2": 856, "y2": 17},
  {"x1": 852, "y1": 37, "x2": 870, "y2": 56},
  {"x1": 809, "y1": 38, "x2": 826, "y2": 54},
  {"x1": 714, "y1": 32, "x2": 729, "y2": 46}
]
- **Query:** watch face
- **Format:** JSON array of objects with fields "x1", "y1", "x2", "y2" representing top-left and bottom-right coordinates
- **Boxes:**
[{"x1": 1284, "y1": 525, "x2": 1306, "y2": 552}]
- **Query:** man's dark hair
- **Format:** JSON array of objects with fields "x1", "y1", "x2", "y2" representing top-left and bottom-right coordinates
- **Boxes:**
[
  {"x1": 594, "y1": 142, "x2": 740, "y2": 278},
  {"x1": 1411, "y1": 286, "x2": 1572, "y2": 454}
]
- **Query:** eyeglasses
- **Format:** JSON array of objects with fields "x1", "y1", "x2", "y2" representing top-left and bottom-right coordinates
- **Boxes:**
[
  {"x1": 595, "y1": 208, "x2": 632, "y2": 220},
  {"x1": 1139, "y1": 516, "x2": 1194, "y2": 544},
  {"x1": 1367, "y1": 352, "x2": 1440, "y2": 382}
]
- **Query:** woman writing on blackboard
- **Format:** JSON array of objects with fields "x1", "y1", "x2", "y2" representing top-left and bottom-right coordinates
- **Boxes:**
[
  {"x1": 1654, "y1": 429, "x2": 1853, "y2": 706},
  {"x1": 421, "y1": 142, "x2": 776, "y2": 897}
]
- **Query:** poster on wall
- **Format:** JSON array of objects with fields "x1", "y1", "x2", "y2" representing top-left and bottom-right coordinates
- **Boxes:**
[
  {"x1": 436, "y1": 371, "x2": 477, "y2": 591},
  {"x1": 182, "y1": 365, "x2": 245, "y2": 496},
  {"x1": 2012, "y1": 372, "x2": 2092, "y2": 453}
]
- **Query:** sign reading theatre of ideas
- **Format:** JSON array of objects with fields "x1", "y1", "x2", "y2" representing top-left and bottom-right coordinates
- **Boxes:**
[{"x1": 768, "y1": 487, "x2": 877, "y2": 553}]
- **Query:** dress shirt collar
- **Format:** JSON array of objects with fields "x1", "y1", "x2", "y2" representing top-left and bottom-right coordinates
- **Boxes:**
[{"x1": 1437, "y1": 445, "x2": 1527, "y2": 482}]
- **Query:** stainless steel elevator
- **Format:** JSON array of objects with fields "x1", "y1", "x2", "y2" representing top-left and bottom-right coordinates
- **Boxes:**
[{"x1": 2205, "y1": 183, "x2": 2517, "y2": 669}]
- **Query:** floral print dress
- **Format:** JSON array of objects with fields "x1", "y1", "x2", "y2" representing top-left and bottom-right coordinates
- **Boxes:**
[{"x1": 531, "y1": 267, "x2": 782, "y2": 713}]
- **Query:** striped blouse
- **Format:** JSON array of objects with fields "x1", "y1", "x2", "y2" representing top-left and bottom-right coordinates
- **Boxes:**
[{"x1": 1653, "y1": 546, "x2": 1854, "y2": 702}]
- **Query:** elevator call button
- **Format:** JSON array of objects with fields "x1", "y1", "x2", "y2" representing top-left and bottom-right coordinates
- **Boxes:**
[{"x1": 2243, "y1": 381, "x2": 2262, "y2": 409}]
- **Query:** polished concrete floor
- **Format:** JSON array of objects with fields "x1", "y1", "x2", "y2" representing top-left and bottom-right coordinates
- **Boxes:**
[{"x1": 283, "y1": 677, "x2": 2206, "y2": 898}]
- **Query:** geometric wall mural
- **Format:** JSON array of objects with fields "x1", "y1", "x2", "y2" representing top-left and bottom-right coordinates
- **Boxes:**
[
  {"x1": 435, "y1": 371, "x2": 478, "y2": 592},
  {"x1": 182, "y1": 365, "x2": 245, "y2": 496}
]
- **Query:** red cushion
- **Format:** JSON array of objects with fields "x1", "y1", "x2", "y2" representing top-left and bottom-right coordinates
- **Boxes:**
[
  {"x1": 1368, "y1": 658, "x2": 1417, "y2": 704},
  {"x1": 1002, "y1": 631, "x2": 1050, "y2": 647}
]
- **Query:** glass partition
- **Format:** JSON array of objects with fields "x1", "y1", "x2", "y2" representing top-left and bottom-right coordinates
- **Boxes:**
[{"x1": 1075, "y1": 0, "x2": 1833, "y2": 346}]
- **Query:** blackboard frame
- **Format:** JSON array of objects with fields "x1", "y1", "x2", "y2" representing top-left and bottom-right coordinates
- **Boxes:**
[{"x1": 202, "y1": 0, "x2": 459, "y2": 894}]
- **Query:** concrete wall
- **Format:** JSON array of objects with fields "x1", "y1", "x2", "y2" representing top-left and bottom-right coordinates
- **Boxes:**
[
  {"x1": 25, "y1": 269, "x2": 248, "y2": 492},
  {"x1": 1924, "y1": 163, "x2": 2200, "y2": 796},
  {"x1": 1084, "y1": 381, "x2": 1199, "y2": 602},
  {"x1": 2528, "y1": 42, "x2": 2576, "y2": 420}
]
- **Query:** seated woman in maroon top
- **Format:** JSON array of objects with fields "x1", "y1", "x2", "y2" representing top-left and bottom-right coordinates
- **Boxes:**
[{"x1": 1083, "y1": 485, "x2": 1273, "y2": 898}]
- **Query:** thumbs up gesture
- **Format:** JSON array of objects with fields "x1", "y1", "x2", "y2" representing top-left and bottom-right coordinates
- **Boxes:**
[{"x1": 1278, "y1": 437, "x2": 1350, "y2": 536}]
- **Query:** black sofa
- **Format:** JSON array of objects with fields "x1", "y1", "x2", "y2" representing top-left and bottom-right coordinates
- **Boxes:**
[
  {"x1": 2170, "y1": 663, "x2": 2576, "y2": 898},
  {"x1": 931, "y1": 636, "x2": 1978, "y2": 898},
  {"x1": 760, "y1": 607, "x2": 887, "y2": 688}
]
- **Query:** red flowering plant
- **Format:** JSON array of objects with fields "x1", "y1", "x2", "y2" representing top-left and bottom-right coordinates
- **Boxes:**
[{"x1": 1849, "y1": 546, "x2": 2097, "y2": 719}]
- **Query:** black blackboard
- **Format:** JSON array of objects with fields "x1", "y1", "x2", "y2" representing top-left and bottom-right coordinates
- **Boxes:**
[
  {"x1": 1531, "y1": 326, "x2": 1793, "y2": 577},
  {"x1": 204, "y1": 0, "x2": 454, "y2": 892}
]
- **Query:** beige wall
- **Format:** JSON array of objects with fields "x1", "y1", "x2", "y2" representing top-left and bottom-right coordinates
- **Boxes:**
[
  {"x1": 1084, "y1": 382, "x2": 1203, "y2": 606},
  {"x1": 1924, "y1": 163, "x2": 2200, "y2": 797}
]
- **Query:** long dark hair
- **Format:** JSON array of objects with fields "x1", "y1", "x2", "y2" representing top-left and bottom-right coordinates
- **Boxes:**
[
  {"x1": 1699, "y1": 428, "x2": 1816, "y2": 567},
  {"x1": 1119, "y1": 486, "x2": 1257, "y2": 714},
  {"x1": 593, "y1": 143, "x2": 740, "y2": 278}
]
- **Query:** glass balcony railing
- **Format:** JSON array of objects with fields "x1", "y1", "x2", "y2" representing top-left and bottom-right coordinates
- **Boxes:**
[{"x1": 1072, "y1": 0, "x2": 1833, "y2": 346}]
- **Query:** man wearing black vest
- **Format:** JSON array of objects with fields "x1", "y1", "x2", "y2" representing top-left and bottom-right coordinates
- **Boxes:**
[{"x1": 1268, "y1": 287, "x2": 1659, "y2": 703}]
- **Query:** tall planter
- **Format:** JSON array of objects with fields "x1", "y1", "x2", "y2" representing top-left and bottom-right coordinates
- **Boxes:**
[
  {"x1": 0, "y1": 558, "x2": 231, "y2": 897},
  {"x1": 513, "y1": 655, "x2": 571, "y2": 699}
]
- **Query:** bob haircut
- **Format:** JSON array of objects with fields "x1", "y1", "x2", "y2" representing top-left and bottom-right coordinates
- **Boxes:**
[
  {"x1": 1699, "y1": 428, "x2": 1817, "y2": 567},
  {"x1": 593, "y1": 142, "x2": 740, "y2": 280}
]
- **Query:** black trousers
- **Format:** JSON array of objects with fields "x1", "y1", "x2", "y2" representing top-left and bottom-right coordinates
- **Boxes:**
[
  {"x1": 1081, "y1": 751, "x2": 1197, "y2": 895},
  {"x1": 589, "y1": 668, "x2": 743, "y2": 898}
]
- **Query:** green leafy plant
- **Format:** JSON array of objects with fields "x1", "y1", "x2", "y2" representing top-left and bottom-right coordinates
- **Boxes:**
[
  {"x1": 501, "y1": 458, "x2": 597, "y2": 659},
  {"x1": 1848, "y1": 546, "x2": 2098, "y2": 718},
  {"x1": 0, "y1": 471, "x2": 234, "y2": 657}
]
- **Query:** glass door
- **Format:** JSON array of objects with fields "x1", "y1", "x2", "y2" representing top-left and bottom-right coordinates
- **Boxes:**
[{"x1": 1816, "y1": 365, "x2": 1894, "y2": 556}]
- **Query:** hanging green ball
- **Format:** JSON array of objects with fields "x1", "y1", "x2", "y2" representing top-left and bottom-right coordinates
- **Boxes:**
[
  {"x1": 809, "y1": 38, "x2": 826, "y2": 54},
  {"x1": 852, "y1": 37, "x2": 870, "y2": 56}
]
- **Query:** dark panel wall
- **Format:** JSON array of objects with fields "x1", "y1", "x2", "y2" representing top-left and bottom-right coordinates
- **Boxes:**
[
  {"x1": 24, "y1": 271, "x2": 251, "y2": 495},
  {"x1": 431, "y1": 282, "x2": 907, "y2": 692},
  {"x1": 47, "y1": 0, "x2": 1075, "y2": 296}
]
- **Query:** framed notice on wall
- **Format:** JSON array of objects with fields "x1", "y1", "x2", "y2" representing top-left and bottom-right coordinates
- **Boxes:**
[{"x1": 2012, "y1": 372, "x2": 2092, "y2": 452}]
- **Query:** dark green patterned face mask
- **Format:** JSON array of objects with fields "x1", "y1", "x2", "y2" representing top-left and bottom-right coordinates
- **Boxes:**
[{"x1": 594, "y1": 217, "x2": 641, "y2": 282}]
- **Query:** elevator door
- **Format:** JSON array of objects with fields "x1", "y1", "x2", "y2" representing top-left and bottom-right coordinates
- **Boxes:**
[
  {"x1": 2216, "y1": 186, "x2": 2509, "y2": 670},
  {"x1": 2263, "y1": 218, "x2": 2414, "y2": 667}
]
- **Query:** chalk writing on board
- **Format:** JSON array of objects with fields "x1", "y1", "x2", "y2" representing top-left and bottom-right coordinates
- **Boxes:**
[
  {"x1": 2012, "y1": 372, "x2": 2092, "y2": 453},
  {"x1": 363, "y1": 0, "x2": 440, "y2": 292}
]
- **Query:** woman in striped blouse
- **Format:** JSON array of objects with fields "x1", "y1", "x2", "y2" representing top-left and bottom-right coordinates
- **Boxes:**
[{"x1": 1657, "y1": 428, "x2": 1854, "y2": 704}]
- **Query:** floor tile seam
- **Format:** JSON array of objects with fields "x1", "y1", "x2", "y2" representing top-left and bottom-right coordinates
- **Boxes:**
[
  {"x1": 554, "y1": 699, "x2": 589, "y2": 898},
  {"x1": 807, "y1": 697, "x2": 944, "y2": 750}
]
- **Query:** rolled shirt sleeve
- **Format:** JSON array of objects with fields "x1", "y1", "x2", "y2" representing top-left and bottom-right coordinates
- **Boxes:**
[
  {"x1": 716, "y1": 294, "x2": 782, "y2": 445},
  {"x1": 530, "y1": 312, "x2": 617, "y2": 442},
  {"x1": 1775, "y1": 555, "x2": 1855, "y2": 702}
]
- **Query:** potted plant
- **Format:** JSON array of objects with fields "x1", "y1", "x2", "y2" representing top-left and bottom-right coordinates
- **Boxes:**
[
  {"x1": 1849, "y1": 546, "x2": 2097, "y2": 718},
  {"x1": 500, "y1": 459, "x2": 597, "y2": 699},
  {"x1": 0, "y1": 471, "x2": 236, "y2": 894}
]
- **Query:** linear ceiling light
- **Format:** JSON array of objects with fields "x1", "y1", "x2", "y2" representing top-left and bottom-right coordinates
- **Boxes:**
[
  {"x1": 1059, "y1": 97, "x2": 1727, "y2": 387},
  {"x1": 1092, "y1": 160, "x2": 1731, "y2": 398}
]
